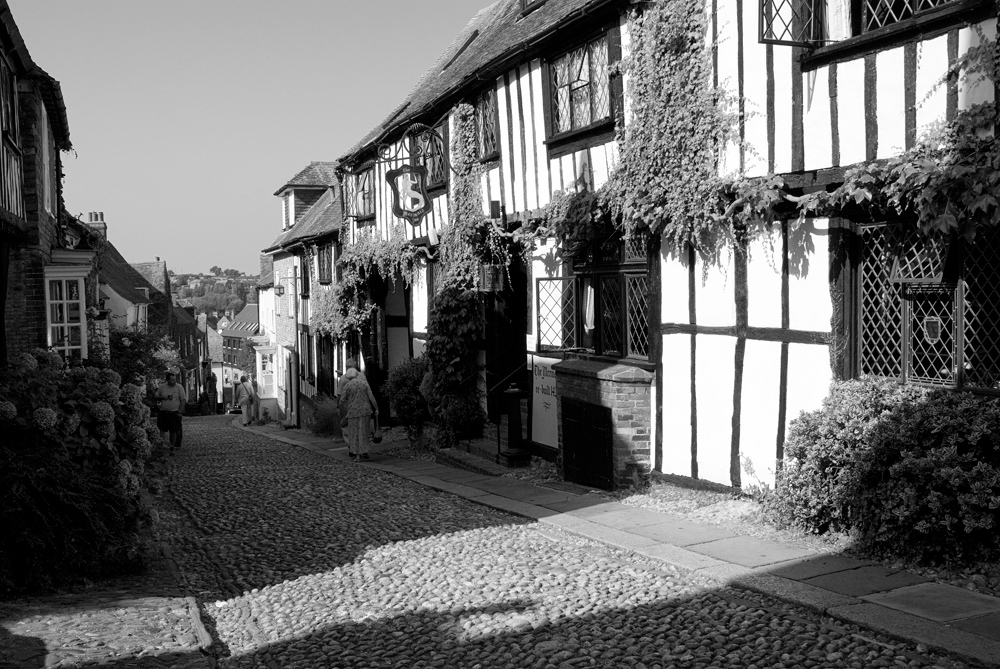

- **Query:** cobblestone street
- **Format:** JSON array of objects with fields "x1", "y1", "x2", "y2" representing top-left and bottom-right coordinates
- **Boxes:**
[{"x1": 1, "y1": 416, "x2": 986, "y2": 669}]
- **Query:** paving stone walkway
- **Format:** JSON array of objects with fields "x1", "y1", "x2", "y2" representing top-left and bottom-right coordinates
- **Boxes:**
[{"x1": 243, "y1": 419, "x2": 1000, "y2": 667}]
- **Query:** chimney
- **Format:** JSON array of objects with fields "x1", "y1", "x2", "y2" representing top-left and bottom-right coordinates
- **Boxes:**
[
  {"x1": 86, "y1": 211, "x2": 107, "y2": 239},
  {"x1": 213, "y1": 311, "x2": 219, "y2": 319},
  {"x1": 155, "y1": 257, "x2": 161, "y2": 262}
]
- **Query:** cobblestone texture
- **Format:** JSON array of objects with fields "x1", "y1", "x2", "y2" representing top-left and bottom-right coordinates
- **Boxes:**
[{"x1": 0, "y1": 416, "x2": 983, "y2": 669}]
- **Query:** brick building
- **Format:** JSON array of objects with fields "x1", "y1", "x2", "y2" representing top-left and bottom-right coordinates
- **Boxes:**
[{"x1": 0, "y1": 1, "x2": 91, "y2": 364}]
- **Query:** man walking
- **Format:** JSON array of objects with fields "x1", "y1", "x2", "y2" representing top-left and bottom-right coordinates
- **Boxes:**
[
  {"x1": 155, "y1": 370, "x2": 187, "y2": 453},
  {"x1": 236, "y1": 375, "x2": 257, "y2": 426}
]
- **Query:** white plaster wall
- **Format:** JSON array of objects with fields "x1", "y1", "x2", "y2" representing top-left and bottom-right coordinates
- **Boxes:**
[
  {"x1": 804, "y1": 67, "x2": 833, "y2": 171},
  {"x1": 838, "y1": 59, "x2": 867, "y2": 167},
  {"x1": 788, "y1": 218, "x2": 831, "y2": 332},
  {"x1": 773, "y1": 45, "x2": 793, "y2": 174},
  {"x1": 785, "y1": 343, "x2": 832, "y2": 432},
  {"x1": 746, "y1": 226, "x2": 783, "y2": 329},
  {"x1": 714, "y1": 0, "x2": 741, "y2": 176},
  {"x1": 740, "y1": 339, "x2": 782, "y2": 487},
  {"x1": 661, "y1": 245, "x2": 690, "y2": 325},
  {"x1": 694, "y1": 252, "x2": 737, "y2": 327},
  {"x1": 412, "y1": 263, "x2": 429, "y2": 334},
  {"x1": 659, "y1": 333, "x2": 692, "y2": 477},
  {"x1": 876, "y1": 47, "x2": 906, "y2": 159},
  {"x1": 958, "y1": 20, "x2": 997, "y2": 115},
  {"x1": 916, "y1": 35, "x2": 949, "y2": 141},
  {"x1": 742, "y1": 0, "x2": 768, "y2": 177},
  {"x1": 695, "y1": 334, "x2": 736, "y2": 485}
]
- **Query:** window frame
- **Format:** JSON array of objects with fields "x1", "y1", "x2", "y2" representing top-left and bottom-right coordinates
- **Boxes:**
[
  {"x1": 318, "y1": 243, "x2": 333, "y2": 285},
  {"x1": 44, "y1": 274, "x2": 88, "y2": 362},
  {"x1": 474, "y1": 86, "x2": 500, "y2": 162},
  {"x1": 520, "y1": 0, "x2": 548, "y2": 15},
  {"x1": 410, "y1": 121, "x2": 449, "y2": 193},
  {"x1": 543, "y1": 26, "x2": 622, "y2": 149}
]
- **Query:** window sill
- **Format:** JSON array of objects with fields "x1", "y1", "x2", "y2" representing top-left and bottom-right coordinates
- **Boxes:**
[
  {"x1": 799, "y1": 0, "x2": 992, "y2": 71},
  {"x1": 478, "y1": 152, "x2": 500, "y2": 165},
  {"x1": 546, "y1": 119, "x2": 616, "y2": 158}
]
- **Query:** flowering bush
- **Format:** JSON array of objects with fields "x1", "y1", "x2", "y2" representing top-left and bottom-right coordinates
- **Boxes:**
[{"x1": 0, "y1": 348, "x2": 161, "y2": 595}]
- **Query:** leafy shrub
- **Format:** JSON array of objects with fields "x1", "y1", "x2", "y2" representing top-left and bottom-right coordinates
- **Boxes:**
[
  {"x1": 382, "y1": 357, "x2": 430, "y2": 440},
  {"x1": 853, "y1": 390, "x2": 1000, "y2": 564},
  {"x1": 763, "y1": 376, "x2": 1000, "y2": 566},
  {"x1": 0, "y1": 350, "x2": 160, "y2": 595},
  {"x1": 762, "y1": 377, "x2": 928, "y2": 534},
  {"x1": 424, "y1": 285, "x2": 485, "y2": 446},
  {"x1": 310, "y1": 395, "x2": 343, "y2": 437}
]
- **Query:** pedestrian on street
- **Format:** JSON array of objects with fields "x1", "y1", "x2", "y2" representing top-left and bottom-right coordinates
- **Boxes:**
[
  {"x1": 236, "y1": 375, "x2": 257, "y2": 426},
  {"x1": 154, "y1": 371, "x2": 187, "y2": 453},
  {"x1": 338, "y1": 367, "x2": 378, "y2": 461}
]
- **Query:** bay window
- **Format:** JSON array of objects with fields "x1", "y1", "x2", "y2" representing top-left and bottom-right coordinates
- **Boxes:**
[{"x1": 44, "y1": 272, "x2": 88, "y2": 361}]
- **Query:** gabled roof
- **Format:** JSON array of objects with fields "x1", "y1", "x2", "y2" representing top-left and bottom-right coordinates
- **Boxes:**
[
  {"x1": 262, "y1": 187, "x2": 342, "y2": 254},
  {"x1": 172, "y1": 304, "x2": 197, "y2": 326},
  {"x1": 232, "y1": 302, "x2": 259, "y2": 326},
  {"x1": 131, "y1": 260, "x2": 169, "y2": 296},
  {"x1": 99, "y1": 241, "x2": 152, "y2": 305},
  {"x1": 339, "y1": 0, "x2": 617, "y2": 164},
  {"x1": 273, "y1": 161, "x2": 339, "y2": 196}
]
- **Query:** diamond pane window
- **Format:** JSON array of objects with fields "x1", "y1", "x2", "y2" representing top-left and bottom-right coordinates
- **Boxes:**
[
  {"x1": 863, "y1": 0, "x2": 958, "y2": 32},
  {"x1": 759, "y1": 0, "x2": 819, "y2": 45},
  {"x1": 413, "y1": 123, "x2": 448, "y2": 190},
  {"x1": 355, "y1": 169, "x2": 375, "y2": 218},
  {"x1": 963, "y1": 229, "x2": 1000, "y2": 390},
  {"x1": 600, "y1": 276, "x2": 623, "y2": 357},
  {"x1": 859, "y1": 225, "x2": 903, "y2": 378},
  {"x1": 627, "y1": 276, "x2": 649, "y2": 358},
  {"x1": 475, "y1": 87, "x2": 499, "y2": 159},
  {"x1": 890, "y1": 231, "x2": 951, "y2": 284},
  {"x1": 550, "y1": 35, "x2": 611, "y2": 135},
  {"x1": 905, "y1": 287, "x2": 956, "y2": 386},
  {"x1": 537, "y1": 278, "x2": 577, "y2": 350},
  {"x1": 318, "y1": 244, "x2": 333, "y2": 285}
]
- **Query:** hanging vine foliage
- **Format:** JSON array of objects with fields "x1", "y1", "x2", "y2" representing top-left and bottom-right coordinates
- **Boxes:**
[{"x1": 606, "y1": 0, "x2": 740, "y2": 256}]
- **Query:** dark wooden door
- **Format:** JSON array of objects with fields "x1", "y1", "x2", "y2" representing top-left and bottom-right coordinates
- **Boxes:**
[{"x1": 561, "y1": 397, "x2": 614, "y2": 490}]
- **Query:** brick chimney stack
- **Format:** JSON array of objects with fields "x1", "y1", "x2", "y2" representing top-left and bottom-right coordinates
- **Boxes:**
[{"x1": 86, "y1": 211, "x2": 107, "y2": 238}]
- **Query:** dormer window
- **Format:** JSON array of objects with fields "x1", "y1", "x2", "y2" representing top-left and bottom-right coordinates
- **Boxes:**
[{"x1": 521, "y1": 0, "x2": 548, "y2": 14}]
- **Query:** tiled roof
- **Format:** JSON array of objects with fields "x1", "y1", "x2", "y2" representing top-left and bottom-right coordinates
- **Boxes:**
[
  {"x1": 172, "y1": 304, "x2": 197, "y2": 326},
  {"x1": 339, "y1": 0, "x2": 616, "y2": 163},
  {"x1": 232, "y1": 303, "x2": 259, "y2": 326},
  {"x1": 273, "y1": 161, "x2": 339, "y2": 196},
  {"x1": 262, "y1": 188, "x2": 342, "y2": 253},
  {"x1": 99, "y1": 241, "x2": 152, "y2": 305},
  {"x1": 221, "y1": 326, "x2": 257, "y2": 339},
  {"x1": 131, "y1": 261, "x2": 169, "y2": 295}
]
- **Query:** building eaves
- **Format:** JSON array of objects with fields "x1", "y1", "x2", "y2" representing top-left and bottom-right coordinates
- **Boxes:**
[
  {"x1": 338, "y1": 0, "x2": 618, "y2": 165},
  {"x1": 273, "y1": 161, "x2": 339, "y2": 196},
  {"x1": 277, "y1": 188, "x2": 343, "y2": 249},
  {"x1": 99, "y1": 241, "x2": 152, "y2": 305}
]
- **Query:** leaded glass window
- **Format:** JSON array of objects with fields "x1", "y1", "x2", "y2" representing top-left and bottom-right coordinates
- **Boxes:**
[
  {"x1": 475, "y1": 87, "x2": 499, "y2": 160},
  {"x1": 550, "y1": 35, "x2": 611, "y2": 135}
]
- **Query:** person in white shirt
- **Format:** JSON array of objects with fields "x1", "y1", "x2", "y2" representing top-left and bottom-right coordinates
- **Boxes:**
[
  {"x1": 154, "y1": 371, "x2": 187, "y2": 453},
  {"x1": 235, "y1": 375, "x2": 257, "y2": 426}
]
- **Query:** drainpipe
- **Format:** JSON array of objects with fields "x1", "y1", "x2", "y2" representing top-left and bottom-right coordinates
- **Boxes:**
[{"x1": 290, "y1": 264, "x2": 301, "y2": 428}]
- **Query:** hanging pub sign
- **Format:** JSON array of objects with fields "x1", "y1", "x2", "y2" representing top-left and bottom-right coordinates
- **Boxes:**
[{"x1": 377, "y1": 123, "x2": 448, "y2": 228}]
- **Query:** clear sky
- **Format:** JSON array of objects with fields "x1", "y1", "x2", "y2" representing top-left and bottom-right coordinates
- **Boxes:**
[{"x1": 8, "y1": 0, "x2": 495, "y2": 275}]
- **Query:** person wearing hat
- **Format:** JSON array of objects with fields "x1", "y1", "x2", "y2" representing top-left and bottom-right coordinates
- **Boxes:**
[
  {"x1": 154, "y1": 370, "x2": 187, "y2": 453},
  {"x1": 338, "y1": 366, "x2": 378, "y2": 460}
]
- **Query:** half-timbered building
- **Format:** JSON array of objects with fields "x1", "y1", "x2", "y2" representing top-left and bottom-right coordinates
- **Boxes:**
[{"x1": 333, "y1": 0, "x2": 997, "y2": 489}]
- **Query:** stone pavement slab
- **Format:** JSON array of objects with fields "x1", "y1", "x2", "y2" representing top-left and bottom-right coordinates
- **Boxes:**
[
  {"x1": 628, "y1": 517, "x2": 737, "y2": 547},
  {"x1": 519, "y1": 489, "x2": 579, "y2": 506},
  {"x1": 951, "y1": 611, "x2": 1000, "y2": 641},
  {"x1": 827, "y1": 602, "x2": 1000, "y2": 667},
  {"x1": 564, "y1": 523, "x2": 660, "y2": 551},
  {"x1": 586, "y1": 506, "x2": 679, "y2": 530},
  {"x1": 861, "y1": 582, "x2": 1000, "y2": 622},
  {"x1": 688, "y1": 536, "x2": 818, "y2": 568},
  {"x1": 768, "y1": 554, "x2": 869, "y2": 581},
  {"x1": 803, "y1": 565, "x2": 931, "y2": 597},
  {"x1": 537, "y1": 495, "x2": 610, "y2": 513},
  {"x1": 561, "y1": 500, "x2": 631, "y2": 518},
  {"x1": 432, "y1": 470, "x2": 494, "y2": 484},
  {"x1": 414, "y1": 477, "x2": 494, "y2": 499},
  {"x1": 634, "y1": 543, "x2": 728, "y2": 572},
  {"x1": 734, "y1": 573, "x2": 860, "y2": 614}
]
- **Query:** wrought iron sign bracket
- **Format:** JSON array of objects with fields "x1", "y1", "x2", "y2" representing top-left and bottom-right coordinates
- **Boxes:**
[{"x1": 375, "y1": 123, "x2": 452, "y2": 228}]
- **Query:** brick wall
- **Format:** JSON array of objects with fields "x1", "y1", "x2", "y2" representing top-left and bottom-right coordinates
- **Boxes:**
[
  {"x1": 5, "y1": 89, "x2": 61, "y2": 360},
  {"x1": 553, "y1": 359, "x2": 653, "y2": 489}
]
